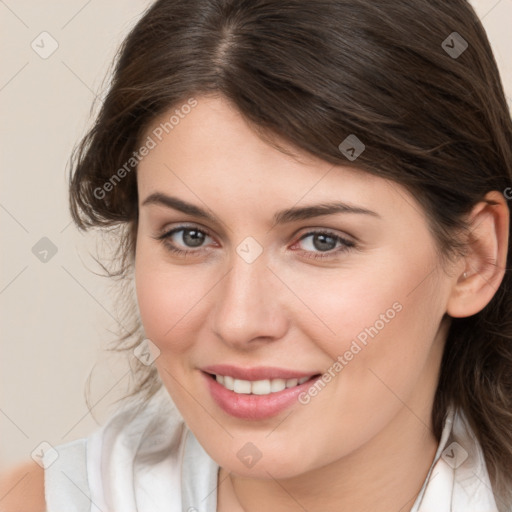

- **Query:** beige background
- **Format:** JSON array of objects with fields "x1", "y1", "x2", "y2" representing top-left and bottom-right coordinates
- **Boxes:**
[{"x1": 1, "y1": 0, "x2": 511, "y2": 472}]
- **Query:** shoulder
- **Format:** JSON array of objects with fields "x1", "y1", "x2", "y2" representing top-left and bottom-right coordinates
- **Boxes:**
[{"x1": 0, "y1": 460, "x2": 45, "y2": 512}]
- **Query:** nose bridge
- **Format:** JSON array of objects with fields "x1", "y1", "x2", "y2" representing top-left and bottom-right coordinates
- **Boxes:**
[{"x1": 212, "y1": 240, "x2": 287, "y2": 346}]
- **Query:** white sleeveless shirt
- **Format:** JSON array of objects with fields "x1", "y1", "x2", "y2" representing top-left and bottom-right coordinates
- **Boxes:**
[{"x1": 43, "y1": 386, "x2": 501, "y2": 511}]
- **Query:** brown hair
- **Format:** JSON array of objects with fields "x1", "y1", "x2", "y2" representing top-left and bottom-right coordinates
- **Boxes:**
[{"x1": 69, "y1": 0, "x2": 512, "y2": 506}]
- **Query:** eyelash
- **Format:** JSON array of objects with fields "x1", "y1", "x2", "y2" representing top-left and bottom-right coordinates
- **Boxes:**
[{"x1": 154, "y1": 224, "x2": 356, "y2": 261}]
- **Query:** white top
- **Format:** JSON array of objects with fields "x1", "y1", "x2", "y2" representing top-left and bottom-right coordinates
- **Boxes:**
[{"x1": 43, "y1": 386, "x2": 501, "y2": 512}]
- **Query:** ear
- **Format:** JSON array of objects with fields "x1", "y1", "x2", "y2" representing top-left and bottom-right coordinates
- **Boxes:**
[{"x1": 446, "y1": 190, "x2": 510, "y2": 318}]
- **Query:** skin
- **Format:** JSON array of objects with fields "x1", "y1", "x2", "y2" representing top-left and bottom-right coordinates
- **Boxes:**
[
  {"x1": 0, "y1": 461, "x2": 45, "y2": 512},
  {"x1": 134, "y1": 94, "x2": 509, "y2": 511}
]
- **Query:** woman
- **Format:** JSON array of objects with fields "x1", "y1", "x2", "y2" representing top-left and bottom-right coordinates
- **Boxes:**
[{"x1": 3, "y1": 0, "x2": 512, "y2": 510}]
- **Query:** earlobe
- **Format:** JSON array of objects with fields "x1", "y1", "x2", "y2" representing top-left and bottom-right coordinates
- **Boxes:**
[{"x1": 447, "y1": 190, "x2": 510, "y2": 318}]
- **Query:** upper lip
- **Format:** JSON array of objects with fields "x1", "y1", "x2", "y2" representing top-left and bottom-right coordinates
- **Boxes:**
[{"x1": 201, "y1": 364, "x2": 320, "y2": 381}]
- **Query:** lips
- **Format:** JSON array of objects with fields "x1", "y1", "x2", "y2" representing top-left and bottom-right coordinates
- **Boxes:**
[
  {"x1": 201, "y1": 364, "x2": 318, "y2": 381},
  {"x1": 200, "y1": 364, "x2": 322, "y2": 420}
]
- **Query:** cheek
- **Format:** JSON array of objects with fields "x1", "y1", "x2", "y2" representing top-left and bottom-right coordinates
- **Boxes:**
[
  {"x1": 134, "y1": 245, "x2": 217, "y2": 355},
  {"x1": 301, "y1": 250, "x2": 444, "y2": 393},
  {"x1": 285, "y1": 257, "x2": 415, "y2": 360}
]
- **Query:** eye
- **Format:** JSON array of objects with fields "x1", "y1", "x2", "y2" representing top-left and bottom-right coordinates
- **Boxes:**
[
  {"x1": 292, "y1": 230, "x2": 355, "y2": 260},
  {"x1": 153, "y1": 225, "x2": 356, "y2": 261},
  {"x1": 154, "y1": 225, "x2": 214, "y2": 256}
]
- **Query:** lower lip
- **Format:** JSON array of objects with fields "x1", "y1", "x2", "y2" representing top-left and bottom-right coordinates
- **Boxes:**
[{"x1": 202, "y1": 371, "x2": 321, "y2": 420}]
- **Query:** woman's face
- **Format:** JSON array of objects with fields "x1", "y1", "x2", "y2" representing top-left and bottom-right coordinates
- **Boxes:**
[{"x1": 135, "y1": 94, "x2": 455, "y2": 479}]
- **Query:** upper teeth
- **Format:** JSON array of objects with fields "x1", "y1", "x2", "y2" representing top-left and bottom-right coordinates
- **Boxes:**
[{"x1": 215, "y1": 375, "x2": 310, "y2": 395}]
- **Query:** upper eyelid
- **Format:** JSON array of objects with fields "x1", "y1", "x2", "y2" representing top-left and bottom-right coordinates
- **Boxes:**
[
  {"x1": 158, "y1": 224, "x2": 353, "y2": 247},
  {"x1": 159, "y1": 223, "x2": 346, "y2": 237},
  {"x1": 158, "y1": 223, "x2": 214, "y2": 240}
]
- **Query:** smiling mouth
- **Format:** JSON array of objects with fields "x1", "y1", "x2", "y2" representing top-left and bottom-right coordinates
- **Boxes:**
[{"x1": 205, "y1": 372, "x2": 321, "y2": 396}]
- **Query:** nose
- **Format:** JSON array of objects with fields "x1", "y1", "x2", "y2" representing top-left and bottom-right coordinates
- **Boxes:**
[{"x1": 211, "y1": 249, "x2": 289, "y2": 350}]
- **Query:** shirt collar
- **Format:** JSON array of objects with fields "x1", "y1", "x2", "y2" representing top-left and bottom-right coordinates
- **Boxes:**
[{"x1": 410, "y1": 404, "x2": 499, "y2": 512}]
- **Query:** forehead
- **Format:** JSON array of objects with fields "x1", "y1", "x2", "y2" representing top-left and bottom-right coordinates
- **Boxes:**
[{"x1": 136, "y1": 95, "x2": 422, "y2": 227}]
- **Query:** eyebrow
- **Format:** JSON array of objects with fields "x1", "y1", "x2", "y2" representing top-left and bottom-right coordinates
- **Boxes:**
[{"x1": 141, "y1": 192, "x2": 381, "y2": 225}]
